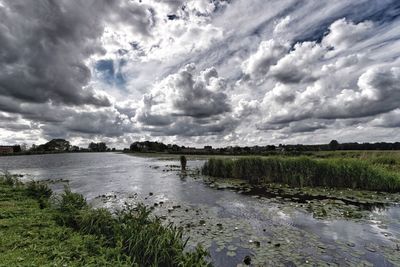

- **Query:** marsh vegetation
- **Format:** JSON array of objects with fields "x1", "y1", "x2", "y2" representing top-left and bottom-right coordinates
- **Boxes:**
[
  {"x1": 1, "y1": 152, "x2": 399, "y2": 266},
  {"x1": 0, "y1": 174, "x2": 209, "y2": 266},
  {"x1": 202, "y1": 155, "x2": 400, "y2": 192}
]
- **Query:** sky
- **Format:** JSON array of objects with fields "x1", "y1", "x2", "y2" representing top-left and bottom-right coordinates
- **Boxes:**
[{"x1": 1, "y1": 0, "x2": 400, "y2": 148}]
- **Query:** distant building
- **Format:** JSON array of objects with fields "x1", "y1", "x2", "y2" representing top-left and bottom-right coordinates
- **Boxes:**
[{"x1": 0, "y1": 146, "x2": 14, "y2": 154}]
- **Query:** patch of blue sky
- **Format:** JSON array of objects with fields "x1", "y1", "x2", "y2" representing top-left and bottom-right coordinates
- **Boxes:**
[
  {"x1": 293, "y1": 0, "x2": 400, "y2": 45},
  {"x1": 95, "y1": 59, "x2": 126, "y2": 87}
]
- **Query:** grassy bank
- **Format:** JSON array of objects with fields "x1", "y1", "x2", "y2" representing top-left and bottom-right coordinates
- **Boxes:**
[
  {"x1": 0, "y1": 174, "x2": 209, "y2": 266},
  {"x1": 201, "y1": 157, "x2": 400, "y2": 192}
]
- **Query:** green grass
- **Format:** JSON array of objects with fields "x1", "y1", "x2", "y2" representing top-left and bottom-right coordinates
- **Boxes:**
[
  {"x1": 0, "y1": 175, "x2": 210, "y2": 266},
  {"x1": 202, "y1": 157, "x2": 400, "y2": 192},
  {"x1": 308, "y1": 151, "x2": 400, "y2": 172}
]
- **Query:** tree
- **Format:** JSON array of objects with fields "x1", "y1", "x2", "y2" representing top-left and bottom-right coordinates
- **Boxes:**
[
  {"x1": 329, "y1": 140, "x2": 339, "y2": 151},
  {"x1": 20, "y1": 143, "x2": 28, "y2": 151},
  {"x1": 88, "y1": 142, "x2": 97, "y2": 151},
  {"x1": 88, "y1": 142, "x2": 108, "y2": 152}
]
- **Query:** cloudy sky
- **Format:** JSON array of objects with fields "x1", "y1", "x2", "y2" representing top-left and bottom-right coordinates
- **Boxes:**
[{"x1": 1, "y1": 0, "x2": 400, "y2": 148}]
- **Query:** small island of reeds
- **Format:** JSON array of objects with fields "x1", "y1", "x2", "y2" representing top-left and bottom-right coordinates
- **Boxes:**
[{"x1": 201, "y1": 156, "x2": 400, "y2": 192}]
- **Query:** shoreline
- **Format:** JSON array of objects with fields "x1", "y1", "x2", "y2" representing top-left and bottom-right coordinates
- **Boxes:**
[{"x1": 0, "y1": 174, "x2": 210, "y2": 266}]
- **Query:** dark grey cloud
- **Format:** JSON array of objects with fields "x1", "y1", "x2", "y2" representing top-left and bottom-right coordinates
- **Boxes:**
[
  {"x1": 1, "y1": 0, "x2": 400, "y2": 146},
  {"x1": 258, "y1": 66, "x2": 400, "y2": 132},
  {"x1": 0, "y1": 0, "x2": 107, "y2": 107},
  {"x1": 371, "y1": 110, "x2": 400, "y2": 128},
  {"x1": 170, "y1": 66, "x2": 231, "y2": 118},
  {"x1": 136, "y1": 64, "x2": 231, "y2": 127},
  {"x1": 258, "y1": 119, "x2": 328, "y2": 133},
  {"x1": 0, "y1": 0, "x2": 153, "y2": 110},
  {"x1": 145, "y1": 116, "x2": 238, "y2": 137},
  {"x1": 0, "y1": 0, "x2": 155, "y2": 142},
  {"x1": 285, "y1": 120, "x2": 328, "y2": 133},
  {"x1": 40, "y1": 108, "x2": 137, "y2": 139},
  {"x1": 134, "y1": 63, "x2": 237, "y2": 136}
]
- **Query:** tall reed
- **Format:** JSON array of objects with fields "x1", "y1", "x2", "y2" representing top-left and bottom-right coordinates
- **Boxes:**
[
  {"x1": 55, "y1": 189, "x2": 210, "y2": 266},
  {"x1": 202, "y1": 157, "x2": 400, "y2": 192}
]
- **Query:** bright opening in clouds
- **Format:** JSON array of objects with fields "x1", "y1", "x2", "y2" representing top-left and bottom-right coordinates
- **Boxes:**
[{"x1": 1, "y1": 0, "x2": 400, "y2": 147}]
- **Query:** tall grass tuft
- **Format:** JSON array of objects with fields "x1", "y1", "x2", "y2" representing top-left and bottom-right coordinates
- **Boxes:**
[
  {"x1": 55, "y1": 190, "x2": 210, "y2": 266},
  {"x1": 55, "y1": 186, "x2": 88, "y2": 228},
  {"x1": 26, "y1": 180, "x2": 52, "y2": 199},
  {"x1": 0, "y1": 170, "x2": 21, "y2": 187},
  {"x1": 202, "y1": 157, "x2": 400, "y2": 192},
  {"x1": 26, "y1": 180, "x2": 53, "y2": 208}
]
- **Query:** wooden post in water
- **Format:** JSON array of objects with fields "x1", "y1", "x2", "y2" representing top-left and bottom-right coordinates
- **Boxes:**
[{"x1": 180, "y1": 155, "x2": 187, "y2": 171}]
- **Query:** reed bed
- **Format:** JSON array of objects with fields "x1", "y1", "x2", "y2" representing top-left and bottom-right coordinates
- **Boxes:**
[{"x1": 202, "y1": 157, "x2": 400, "y2": 192}]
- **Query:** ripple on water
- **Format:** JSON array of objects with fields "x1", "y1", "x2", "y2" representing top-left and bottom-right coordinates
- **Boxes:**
[{"x1": 1, "y1": 153, "x2": 399, "y2": 266}]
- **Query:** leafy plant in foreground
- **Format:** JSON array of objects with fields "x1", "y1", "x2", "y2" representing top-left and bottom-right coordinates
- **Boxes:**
[
  {"x1": 53, "y1": 188, "x2": 210, "y2": 266},
  {"x1": 26, "y1": 180, "x2": 52, "y2": 199}
]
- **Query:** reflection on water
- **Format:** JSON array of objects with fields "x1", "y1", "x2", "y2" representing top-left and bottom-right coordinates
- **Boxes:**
[{"x1": 1, "y1": 153, "x2": 399, "y2": 266}]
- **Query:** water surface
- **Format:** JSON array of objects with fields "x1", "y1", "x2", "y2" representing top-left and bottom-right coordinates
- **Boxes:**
[{"x1": 1, "y1": 153, "x2": 399, "y2": 266}]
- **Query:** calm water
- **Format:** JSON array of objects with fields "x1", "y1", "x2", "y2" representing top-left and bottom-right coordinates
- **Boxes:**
[{"x1": 1, "y1": 153, "x2": 399, "y2": 266}]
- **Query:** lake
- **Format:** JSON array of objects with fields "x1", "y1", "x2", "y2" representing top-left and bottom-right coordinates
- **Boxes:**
[{"x1": 1, "y1": 153, "x2": 399, "y2": 266}]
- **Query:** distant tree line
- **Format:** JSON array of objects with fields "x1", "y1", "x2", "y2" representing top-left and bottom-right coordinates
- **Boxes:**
[
  {"x1": 126, "y1": 140, "x2": 400, "y2": 155},
  {"x1": 88, "y1": 142, "x2": 109, "y2": 152},
  {"x1": 280, "y1": 140, "x2": 400, "y2": 152},
  {"x1": 1, "y1": 139, "x2": 116, "y2": 155},
  {"x1": 129, "y1": 141, "x2": 168, "y2": 152}
]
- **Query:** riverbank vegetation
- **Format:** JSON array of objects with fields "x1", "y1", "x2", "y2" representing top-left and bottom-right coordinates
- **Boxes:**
[
  {"x1": 202, "y1": 156, "x2": 400, "y2": 192},
  {"x1": 0, "y1": 173, "x2": 210, "y2": 266},
  {"x1": 125, "y1": 140, "x2": 400, "y2": 156}
]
